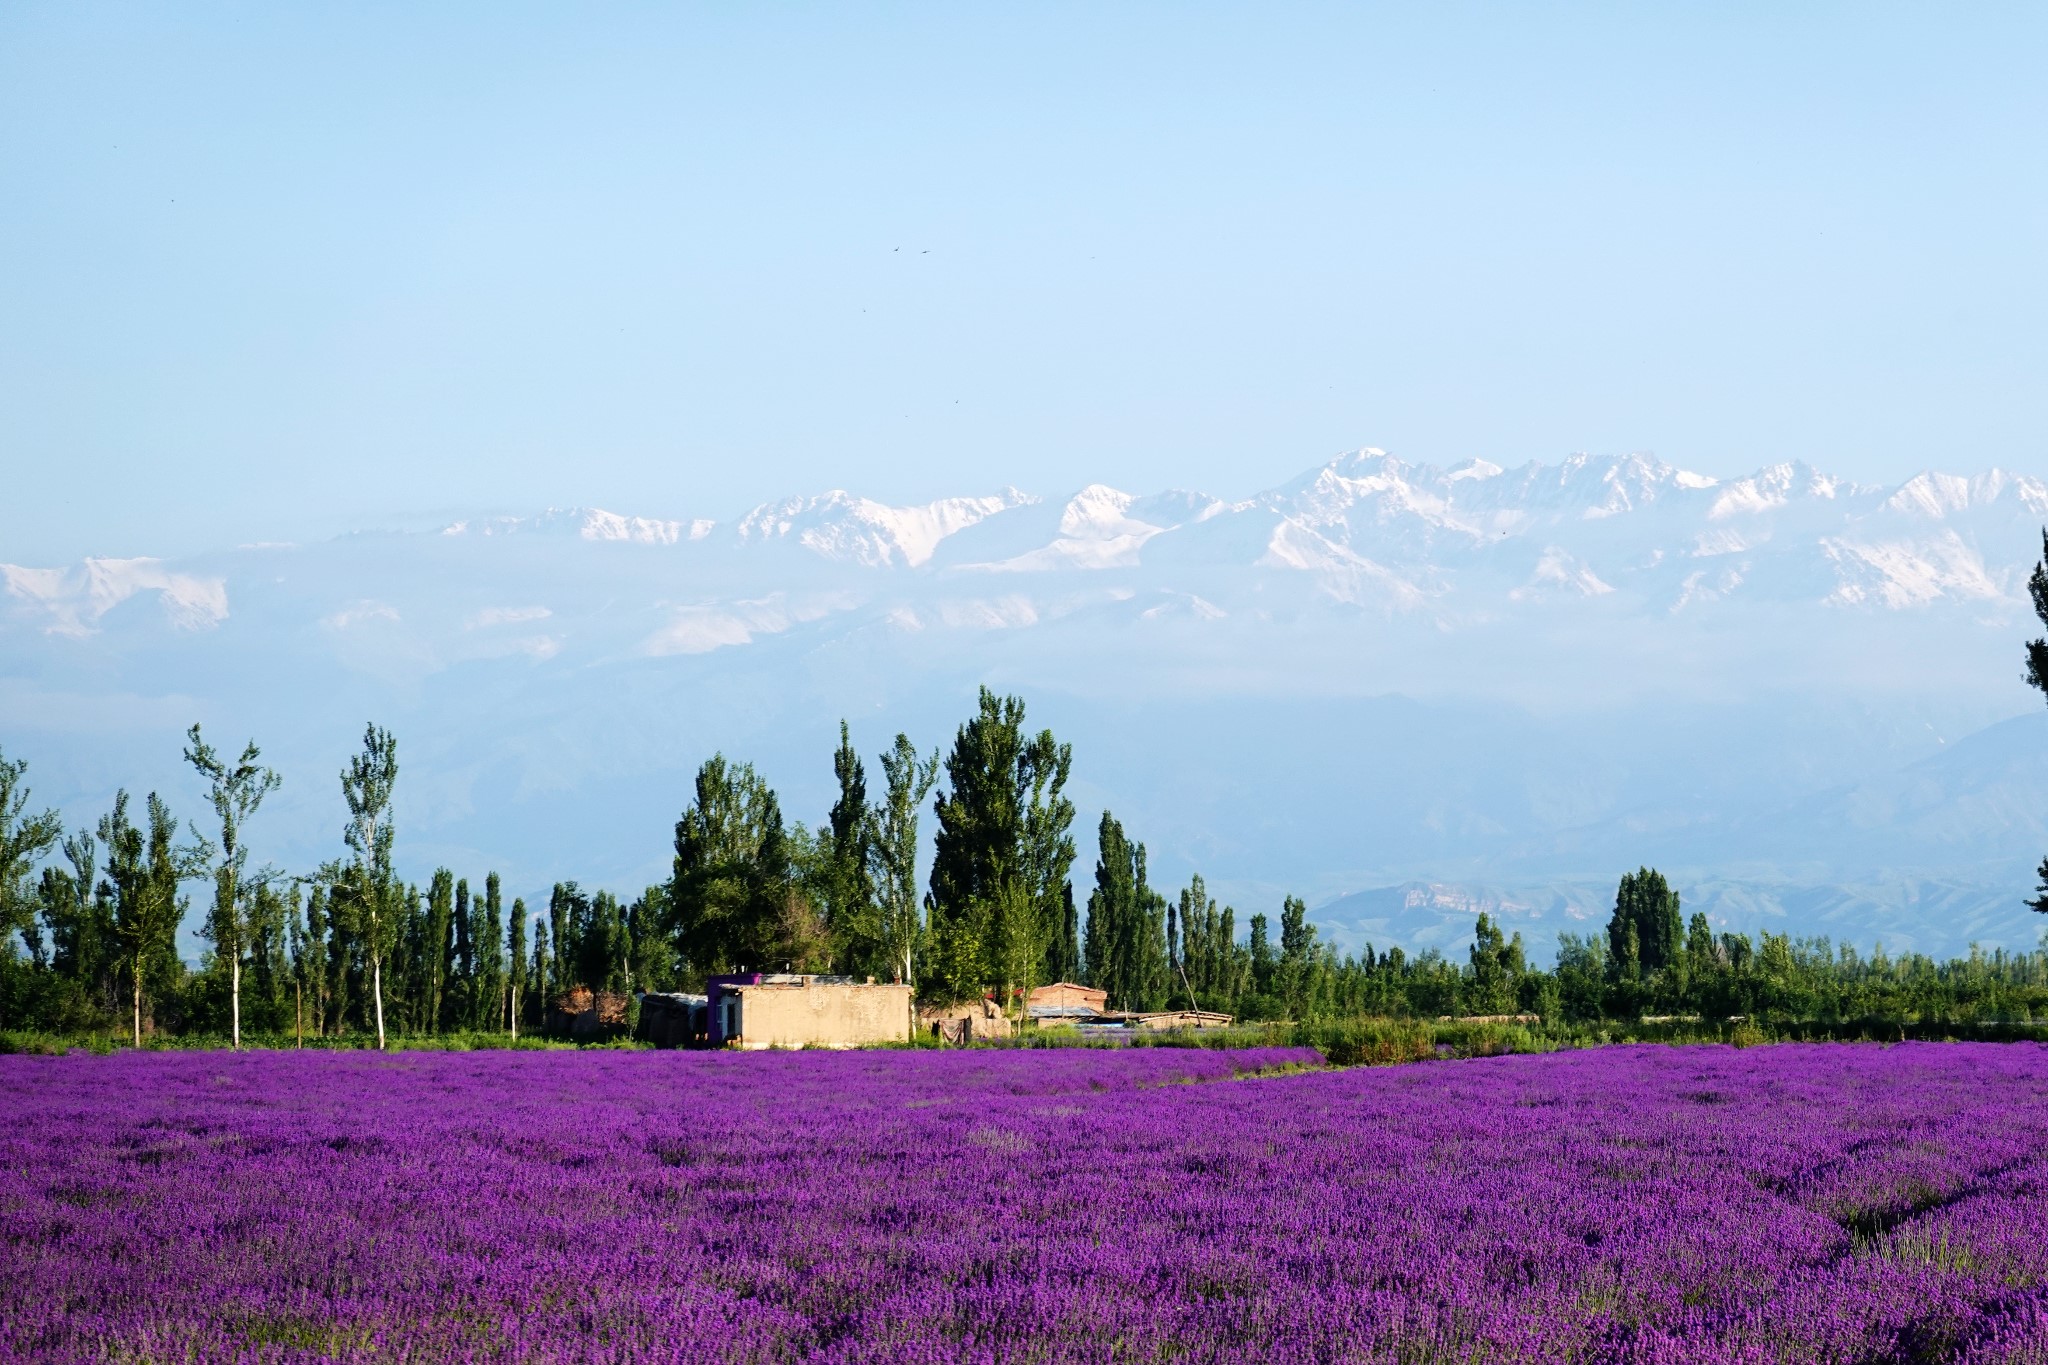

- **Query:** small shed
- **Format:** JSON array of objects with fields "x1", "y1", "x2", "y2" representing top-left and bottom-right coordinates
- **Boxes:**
[
  {"x1": 1027, "y1": 982, "x2": 1109, "y2": 1014},
  {"x1": 919, "y1": 996, "x2": 1012, "y2": 1044},
  {"x1": 1026, "y1": 1004, "x2": 1103, "y2": 1029},
  {"x1": 707, "y1": 973, "x2": 914, "y2": 1050},
  {"x1": 1133, "y1": 1010, "x2": 1235, "y2": 1031},
  {"x1": 638, "y1": 992, "x2": 708, "y2": 1048},
  {"x1": 549, "y1": 987, "x2": 631, "y2": 1039}
]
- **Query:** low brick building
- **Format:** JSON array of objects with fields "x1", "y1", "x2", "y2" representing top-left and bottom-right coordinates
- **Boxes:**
[
  {"x1": 1027, "y1": 982, "x2": 1109, "y2": 1013},
  {"x1": 919, "y1": 996, "x2": 1013, "y2": 1043},
  {"x1": 707, "y1": 973, "x2": 914, "y2": 1049}
]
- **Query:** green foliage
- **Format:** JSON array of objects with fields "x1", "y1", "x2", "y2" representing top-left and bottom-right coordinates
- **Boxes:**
[
  {"x1": 870, "y1": 733, "x2": 938, "y2": 987},
  {"x1": 819, "y1": 721, "x2": 880, "y2": 974},
  {"x1": 668, "y1": 755, "x2": 814, "y2": 983},
  {"x1": 2027, "y1": 529, "x2": 2048, "y2": 914},
  {"x1": 1082, "y1": 812, "x2": 1169, "y2": 1012},
  {"x1": 1172, "y1": 875, "x2": 1249, "y2": 1016},
  {"x1": 924, "y1": 688, "x2": 1076, "y2": 1005},
  {"x1": 15, "y1": 686, "x2": 2048, "y2": 1049},
  {"x1": 337, "y1": 723, "x2": 400, "y2": 1048},
  {"x1": 0, "y1": 747, "x2": 65, "y2": 995}
]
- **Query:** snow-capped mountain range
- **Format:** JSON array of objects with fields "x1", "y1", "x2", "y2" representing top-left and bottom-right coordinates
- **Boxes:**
[{"x1": 5, "y1": 448, "x2": 2048, "y2": 962}]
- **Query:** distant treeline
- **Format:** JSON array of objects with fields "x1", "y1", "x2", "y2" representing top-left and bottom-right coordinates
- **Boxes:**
[{"x1": 6, "y1": 684, "x2": 2048, "y2": 1048}]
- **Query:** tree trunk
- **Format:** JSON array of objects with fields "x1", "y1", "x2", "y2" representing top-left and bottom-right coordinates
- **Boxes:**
[
  {"x1": 508, "y1": 985, "x2": 517, "y2": 1041},
  {"x1": 132, "y1": 966, "x2": 142, "y2": 1049},
  {"x1": 296, "y1": 979, "x2": 303, "y2": 1049},
  {"x1": 231, "y1": 951, "x2": 242, "y2": 1049},
  {"x1": 371, "y1": 951, "x2": 387, "y2": 1051}
]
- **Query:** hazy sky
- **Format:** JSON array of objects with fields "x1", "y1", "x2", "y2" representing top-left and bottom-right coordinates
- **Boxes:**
[{"x1": 3, "y1": 3, "x2": 2044, "y2": 562}]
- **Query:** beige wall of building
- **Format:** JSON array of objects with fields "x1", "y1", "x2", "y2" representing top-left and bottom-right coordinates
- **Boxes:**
[
  {"x1": 729, "y1": 981, "x2": 914, "y2": 1049},
  {"x1": 1027, "y1": 982, "x2": 1108, "y2": 1012}
]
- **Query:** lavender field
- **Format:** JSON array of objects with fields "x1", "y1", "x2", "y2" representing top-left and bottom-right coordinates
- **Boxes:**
[{"x1": 4, "y1": 1045, "x2": 2047, "y2": 1363}]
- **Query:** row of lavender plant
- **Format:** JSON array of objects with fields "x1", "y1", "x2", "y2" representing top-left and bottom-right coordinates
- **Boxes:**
[{"x1": 3, "y1": 1043, "x2": 2046, "y2": 1362}]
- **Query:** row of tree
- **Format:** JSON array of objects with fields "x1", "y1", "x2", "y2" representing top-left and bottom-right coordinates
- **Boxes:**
[{"x1": 7, "y1": 628, "x2": 2048, "y2": 1041}]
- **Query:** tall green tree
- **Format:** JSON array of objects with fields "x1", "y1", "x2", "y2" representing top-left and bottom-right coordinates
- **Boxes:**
[
  {"x1": 102, "y1": 792, "x2": 196, "y2": 1046},
  {"x1": 1049, "y1": 883, "x2": 1081, "y2": 986},
  {"x1": 626, "y1": 885, "x2": 672, "y2": 992},
  {"x1": 582, "y1": 890, "x2": 626, "y2": 993},
  {"x1": 927, "y1": 690, "x2": 1025, "y2": 999},
  {"x1": 1607, "y1": 868, "x2": 1682, "y2": 977},
  {"x1": 1277, "y1": 895, "x2": 1321, "y2": 1019},
  {"x1": 0, "y1": 748, "x2": 62, "y2": 1029},
  {"x1": 2026, "y1": 530, "x2": 2048, "y2": 913},
  {"x1": 1467, "y1": 912, "x2": 1523, "y2": 1014},
  {"x1": 423, "y1": 869, "x2": 453, "y2": 1030},
  {"x1": 822, "y1": 721, "x2": 880, "y2": 973},
  {"x1": 1082, "y1": 812, "x2": 1167, "y2": 1012},
  {"x1": 182, "y1": 725, "x2": 282, "y2": 1049},
  {"x1": 669, "y1": 756, "x2": 791, "y2": 983},
  {"x1": 549, "y1": 882, "x2": 587, "y2": 990},
  {"x1": 339, "y1": 723, "x2": 400, "y2": 1050},
  {"x1": 870, "y1": 734, "x2": 938, "y2": 987},
  {"x1": 547, "y1": 882, "x2": 572, "y2": 997},
  {"x1": 302, "y1": 882, "x2": 330, "y2": 1033},
  {"x1": 244, "y1": 880, "x2": 289, "y2": 1029},
  {"x1": 925, "y1": 689, "x2": 1075, "y2": 1004},
  {"x1": 530, "y1": 914, "x2": 550, "y2": 1020},
  {"x1": 1173, "y1": 875, "x2": 1246, "y2": 1015},
  {"x1": 507, "y1": 896, "x2": 528, "y2": 1036},
  {"x1": 36, "y1": 830, "x2": 115, "y2": 1022},
  {"x1": 451, "y1": 877, "x2": 475, "y2": 1021},
  {"x1": 476, "y1": 873, "x2": 505, "y2": 1030},
  {"x1": 1017, "y1": 728, "x2": 1077, "y2": 999}
]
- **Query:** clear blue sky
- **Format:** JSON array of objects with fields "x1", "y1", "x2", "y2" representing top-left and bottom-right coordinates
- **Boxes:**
[{"x1": 2, "y1": 3, "x2": 2043, "y2": 562}]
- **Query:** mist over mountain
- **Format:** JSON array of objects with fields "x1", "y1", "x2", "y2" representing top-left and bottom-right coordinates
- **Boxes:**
[{"x1": 6, "y1": 448, "x2": 2046, "y2": 962}]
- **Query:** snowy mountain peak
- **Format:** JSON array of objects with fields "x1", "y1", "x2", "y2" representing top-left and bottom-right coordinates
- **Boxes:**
[
  {"x1": 1885, "y1": 469, "x2": 2048, "y2": 521},
  {"x1": 441, "y1": 508, "x2": 711, "y2": 544},
  {"x1": 735, "y1": 488, "x2": 1035, "y2": 568},
  {"x1": 1, "y1": 557, "x2": 228, "y2": 637}
]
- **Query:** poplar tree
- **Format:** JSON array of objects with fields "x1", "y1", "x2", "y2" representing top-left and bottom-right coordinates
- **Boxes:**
[
  {"x1": 451, "y1": 876, "x2": 474, "y2": 1021},
  {"x1": 2026, "y1": 530, "x2": 2048, "y2": 913},
  {"x1": 584, "y1": 890, "x2": 625, "y2": 993},
  {"x1": 1607, "y1": 868, "x2": 1682, "y2": 979},
  {"x1": 926, "y1": 689, "x2": 1075, "y2": 1004},
  {"x1": 424, "y1": 869, "x2": 453, "y2": 1030},
  {"x1": 339, "y1": 724, "x2": 399, "y2": 1050},
  {"x1": 1082, "y1": 812, "x2": 1166, "y2": 1012},
  {"x1": 182, "y1": 725, "x2": 282, "y2": 1050},
  {"x1": 870, "y1": 734, "x2": 938, "y2": 987},
  {"x1": 286, "y1": 883, "x2": 310, "y2": 1044},
  {"x1": 1049, "y1": 883, "x2": 1081, "y2": 986},
  {"x1": 1018, "y1": 729, "x2": 1076, "y2": 998},
  {"x1": 531, "y1": 916, "x2": 551, "y2": 1021},
  {"x1": 1466, "y1": 912, "x2": 1524, "y2": 1014},
  {"x1": 246, "y1": 880, "x2": 288, "y2": 1029},
  {"x1": 0, "y1": 748, "x2": 62, "y2": 1029},
  {"x1": 507, "y1": 896, "x2": 527, "y2": 1036},
  {"x1": 1248, "y1": 912, "x2": 1274, "y2": 1001},
  {"x1": 103, "y1": 792, "x2": 195, "y2": 1047},
  {"x1": 669, "y1": 756, "x2": 791, "y2": 982},
  {"x1": 927, "y1": 691, "x2": 1024, "y2": 999},
  {"x1": 1174, "y1": 875, "x2": 1246, "y2": 1015},
  {"x1": 1277, "y1": 896, "x2": 1320, "y2": 1019},
  {"x1": 476, "y1": 873, "x2": 505, "y2": 1030},
  {"x1": 36, "y1": 831, "x2": 113, "y2": 1019},
  {"x1": 548, "y1": 883, "x2": 572, "y2": 996},
  {"x1": 823, "y1": 721, "x2": 879, "y2": 972}
]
